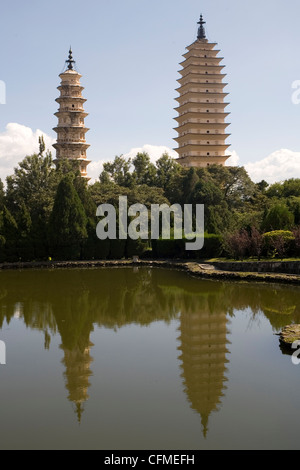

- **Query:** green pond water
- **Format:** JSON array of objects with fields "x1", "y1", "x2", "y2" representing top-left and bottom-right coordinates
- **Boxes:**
[{"x1": 0, "y1": 267, "x2": 299, "y2": 450}]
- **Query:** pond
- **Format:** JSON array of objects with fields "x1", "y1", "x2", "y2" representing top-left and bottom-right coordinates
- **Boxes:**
[{"x1": 0, "y1": 267, "x2": 299, "y2": 450}]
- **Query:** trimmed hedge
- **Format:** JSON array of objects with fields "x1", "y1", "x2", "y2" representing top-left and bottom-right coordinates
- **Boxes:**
[
  {"x1": 262, "y1": 230, "x2": 295, "y2": 258},
  {"x1": 152, "y1": 233, "x2": 223, "y2": 259}
]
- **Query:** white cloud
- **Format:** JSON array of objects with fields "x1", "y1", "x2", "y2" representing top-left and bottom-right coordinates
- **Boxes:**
[
  {"x1": 0, "y1": 123, "x2": 55, "y2": 182},
  {"x1": 245, "y1": 149, "x2": 300, "y2": 184},
  {"x1": 87, "y1": 159, "x2": 105, "y2": 183},
  {"x1": 225, "y1": 150, "x2": 240, "y2": 167}
]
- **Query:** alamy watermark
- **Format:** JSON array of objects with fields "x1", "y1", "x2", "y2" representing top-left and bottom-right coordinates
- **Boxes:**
[
  {"x1": 291, "y1": 340, "x2": 300, "y2": 365},
  {"x1": 292, "y1": 80, "x2": 300, "y2": 104},
  {"x1": 96, "y1": 196, "x2": 205, "y2": 251},
  {"x1": 0, "y1": 340, "x2": 6, "y2": 365},
  {"x1": 0, "y1": 80, "x2": 6, "y2": 104}
]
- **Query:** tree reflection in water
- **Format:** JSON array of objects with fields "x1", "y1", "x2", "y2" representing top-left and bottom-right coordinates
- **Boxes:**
[{"x1": 0, "y1": 268, "x2": 299, "y2": 432}]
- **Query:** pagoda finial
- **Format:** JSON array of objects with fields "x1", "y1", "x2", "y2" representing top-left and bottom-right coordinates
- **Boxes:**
[
  {"x1": 66, "y1": 47, "x2": 75, "y2": 70},
  {"x1": 197, "y1": 14, "x2": 206, "y2": 40}
]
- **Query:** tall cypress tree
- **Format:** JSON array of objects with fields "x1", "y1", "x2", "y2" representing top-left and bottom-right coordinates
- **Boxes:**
[
  {"x1": 73, "y1": 177, "x2": 98, "y2": 259},
  {"x1": 0, "y1": 179, "x2": 4, "y2": 210},
  {"x1": 49, "y1": 175, "x2": 88, "y2": 260},
  {"x1": 16, "y1": 201, "x2": 34, "y2": 261},
  {"x1": 1, "y1": 206, "x2": 19, "y2": 261}
]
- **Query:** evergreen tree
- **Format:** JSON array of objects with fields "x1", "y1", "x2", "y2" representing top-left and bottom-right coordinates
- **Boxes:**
[
  {"x1": 38, "y1": 135, "x2": 46, "y2": 157},
  {"x1": 1, "y1": 206, "x2": 19, "y2": 261},
  {"x1": 6, "y1": 151, "x2": 57, "y2": 224},
  {"x1": 182, "y1": 168, "x2": 199, "y2": 203},
  {"x1": 49, "y1": 175, "x2": 88, "y2": 260},
  {"x1": 155, "y1": 153, "x2": 180, "y2": 192},
  {"x1": 262, "y1": 203, "x2": 294, "y2": 232},
  {"x1": 16, "y1": 202, "x2": 34, "y2": 261},
  {"x1": 102, "y1": 155, "x2": 134, "y2": 187},
  {"x1": 74, "y1": 177, "x2": 98, "y2": 260},
  {"x1": 132, "y1": 152, "x2": 156, "y2": 186},
  {"x1": 0, "y1": 178, "x2": 4, "y2": 210}
]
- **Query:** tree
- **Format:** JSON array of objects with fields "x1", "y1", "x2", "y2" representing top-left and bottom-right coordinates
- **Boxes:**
[
  {"x1": 74, "y1": 177, "x2": 97, "y2": 228},
  {"x1": 192, "y1": 178, "x2": 231, "y2": 233},
  {"x1": 182, "y1": 168, "x2": 199, "y2": 203},
  {"x1": 287, "y1": 197, "x2": 300, "y2": 226},
  {"x1": 0, "y1": 179, "x2": 4, "y2": 210},
  {"x1": 155, "y1": 153, "x2": 180, "y2": 193},
  {"x1": 49, "y1": 176, "x2": 88, "y2": 259},
  {"x1": 282, "y1": 179, "x2": 300, "y2": 198},
  {"x1": 101, "y1": 155, "x2": 134, "y2": 188},
  {"x1": 0, "y1": 206, "x2": 19, "y2": 261},
  {"x1": 132, "y1": 152, "x2": 156, "y2": 186},
  {"x1": 90, "y1": 181, "x2": 131, "y2": 207},
  {"x1": 205, "y1": 165, "x2": 257, "y2": 210},
  {"x1": 256, "y1": 180, "x2": 269, "y2": 193},
  {"x1": 38, "y1": 135, "x2": 46, "y2": 157},
  {"x1": 5, "y1": 151, "x2": 58, "y2": 224},
  {"x1": 265, "y1": 182, "x2": 284, "y2": 198},
  {"x1": 74, "y1": 177, "x2": 98, "y2": 260},
  {"x1": 249, "y1": 226, "x2": 263, "y2": 260},
  {"x1": 262, "y1": 204, "x2": 294, "y2": 232}
]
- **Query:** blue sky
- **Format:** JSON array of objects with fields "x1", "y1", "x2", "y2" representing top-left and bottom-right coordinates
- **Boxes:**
[{"x1": 1, "y1": 0, "x2": 300, "y2": 183}]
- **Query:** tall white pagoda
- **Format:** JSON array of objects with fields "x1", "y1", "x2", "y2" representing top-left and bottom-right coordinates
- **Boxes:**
[
  {"x1": 174, "y1": 15, "x2": 231, "y2": 168},
  {"x1": 53, "y1": 48, "x2": 91, "y2": 179}
]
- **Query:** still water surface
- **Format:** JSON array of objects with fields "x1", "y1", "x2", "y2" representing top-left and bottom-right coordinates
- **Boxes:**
[{"x1": 0, "y1": 267, "x2": 299, "y2": 450}]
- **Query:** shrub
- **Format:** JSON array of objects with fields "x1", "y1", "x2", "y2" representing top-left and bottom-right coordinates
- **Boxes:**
[
  {"x1": 223, "y1": 229, "x2": 251, "y2": 260},
  {"x1": 262, "y1": 230, "x2": 295, "y2": 259}
]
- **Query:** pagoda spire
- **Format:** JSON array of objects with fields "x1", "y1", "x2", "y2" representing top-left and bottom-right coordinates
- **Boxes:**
[
  {"x1": 66, "y1": 47, "x2": 75, "y2": 70},
  {"x1": 197, "y1": 14, "x2": 206, "y2": 40}
]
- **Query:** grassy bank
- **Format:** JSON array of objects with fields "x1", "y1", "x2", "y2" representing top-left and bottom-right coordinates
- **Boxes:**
[{"x1": 0, "y1": 259, "x2": 299, "y2": 286}]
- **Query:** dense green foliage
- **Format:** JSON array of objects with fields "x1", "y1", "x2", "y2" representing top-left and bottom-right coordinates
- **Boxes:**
[{"x1": 0, "y1": 144, "x2": 299, "y2": 261}]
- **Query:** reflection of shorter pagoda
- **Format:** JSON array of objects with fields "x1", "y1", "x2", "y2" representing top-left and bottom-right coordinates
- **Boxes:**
[
  {"x1": 178, "y1": 309, "x2": 229, "y2": 437},
  {"x1": 60, "y1": 341, "x2": 94, "y2": 423}
]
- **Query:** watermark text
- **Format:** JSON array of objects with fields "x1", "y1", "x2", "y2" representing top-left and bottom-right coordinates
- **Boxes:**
[
  {"x1": 96, "y1": 197, "x2": 205, "y2": 251},
  {"x1": 0, "y1": 340, "x2": 6, "y2": 365},
  {"x1": 0, "y1": 80, "x2": 6, "y2": 104}
]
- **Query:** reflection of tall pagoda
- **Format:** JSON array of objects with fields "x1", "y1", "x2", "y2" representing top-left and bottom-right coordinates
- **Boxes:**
[
  {"x1": 178, "y1": 308, "x2": 229, "y2": 437},
  {"x1": 174, "y1": 14, "x2": 231, "y2": 168},
  {"x1": 61, "y1": 342, "x2": 94, "y2": 423},
  {"x1": 53, "y1": 48, "x2": 91, "y2": 179}
]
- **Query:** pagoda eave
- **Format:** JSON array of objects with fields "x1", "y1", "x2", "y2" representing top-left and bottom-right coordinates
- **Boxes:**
[
  {"x1": 175, "y1": 144, "x2": 231, "y2": 153},
  {"x1": 174, "y1": 134, "x2": 231, "y2": 143},
  {"x1": 54, "y1": 111, "x2": 89, "y2": 117},
  {"x1": 186, "y1": 41, "x2": 218, "y2": 49},
  {"x1": 174, "y1": 103, "x2": 230, "y2": 112},
  {"x1": 53, "y1": 143, "x2": 90, "y2": 150},
  {"x1": 175, "y1": 92, "x2": 229, "y2": 102},
  {"x1": 173, "y1": 122, "x2": 231, "y2": 132},
  {"x1": 56, "y1": 97, "x2": 87, "y2": 104},
  {"x1": 53, "y1": 127, "x2": 90, "y2": 133},
  {"x1": 176, "y1": 83, "x2": 228, "y2": 92}
]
